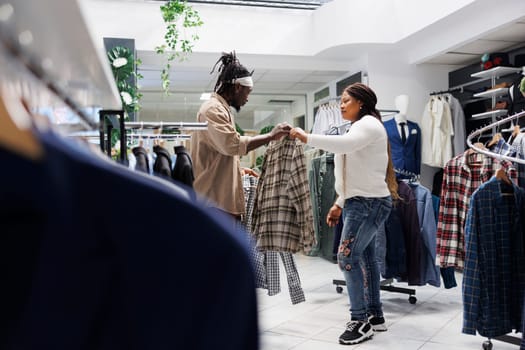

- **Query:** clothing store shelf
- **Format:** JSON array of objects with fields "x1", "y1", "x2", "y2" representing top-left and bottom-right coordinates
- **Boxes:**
[
  {"x1": 471, "y1": 66, "x2": 522, "y2": 79},
  {"x1": 473, "y1": 87, "x2": 509, "y2": 99},
  {"x1": 470, "y1": 109, "x2": 508, "y2": 120}
]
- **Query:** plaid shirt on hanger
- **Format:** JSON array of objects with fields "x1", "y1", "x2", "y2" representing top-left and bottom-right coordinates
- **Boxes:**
[
  {"x1": 251, "y1": 138, "x2": 315, "y2": 253},
  {"x1": 436, "y1": 150, "x2": 516, "y2": 269}
]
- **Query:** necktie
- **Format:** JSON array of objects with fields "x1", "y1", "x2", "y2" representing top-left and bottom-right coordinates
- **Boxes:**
[{"x1": 399, "y1": 122, "x2": 407, "y2": 144}]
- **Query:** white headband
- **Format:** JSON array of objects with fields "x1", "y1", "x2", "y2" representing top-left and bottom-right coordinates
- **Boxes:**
[{"x1": 232, "y1": 76, "x2": 253, "y2": 88}]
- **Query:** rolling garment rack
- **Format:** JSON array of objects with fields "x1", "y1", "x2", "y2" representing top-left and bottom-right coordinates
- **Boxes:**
[
  {"x1": 99, "y1": 118, "x2": 207, "y2": 162},
  {"x1": 466, "y1": 110, "x2": 525, "y2": 350},
  {"x1": 331, "y1": 108, "x2": 417, "y2": 304}
]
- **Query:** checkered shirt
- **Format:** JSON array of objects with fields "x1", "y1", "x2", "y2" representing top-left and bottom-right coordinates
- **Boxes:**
[
  {"x1": 251, "y1": 138, "x2": 315, "y2": 253},
  {"x1": 490, "y1": 138, "x2": 517, "y2": 158},
  {"x1": 462, "y1": 177, "x2": 525, "y2": 337},
  {"x1": 510, "y1": 133, "x2": 525, "y2": 189},
  {"x1": 254, "y1": 251, "x2": 305, "y2": 305},
  {"x1": 436, "y1": 150, "x2": 516, "y2": 268}
]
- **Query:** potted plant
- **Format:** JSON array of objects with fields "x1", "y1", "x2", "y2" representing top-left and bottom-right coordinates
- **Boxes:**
[{"x1": 155, "y1": 0, "x2": 203, "y2": 95}]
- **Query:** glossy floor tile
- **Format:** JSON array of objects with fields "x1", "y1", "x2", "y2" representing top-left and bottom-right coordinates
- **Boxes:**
[{"x1": 257, "y1": 255, "x2": 523, "y2": 349}]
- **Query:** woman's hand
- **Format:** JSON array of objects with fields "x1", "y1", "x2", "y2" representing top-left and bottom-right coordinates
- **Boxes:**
[
  {"x1": 326, "y1": 204, "x2": 342, "y2": 227},
  {"x1": 289, "y1": 127, "x2": 308, "y2": 143}
]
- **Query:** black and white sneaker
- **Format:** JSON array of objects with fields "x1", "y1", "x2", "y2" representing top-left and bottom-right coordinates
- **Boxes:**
[
  {"x1": 368, "y1": 315, "x2": 387, "y2": 332},
  {"x1": 339, "y1": 320, "x2": 373, "y2": 345}
]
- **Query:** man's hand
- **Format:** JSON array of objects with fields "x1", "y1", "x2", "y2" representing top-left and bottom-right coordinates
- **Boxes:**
[{"x1": 269, "y1": 122, "x2": 292, "y2": 141}]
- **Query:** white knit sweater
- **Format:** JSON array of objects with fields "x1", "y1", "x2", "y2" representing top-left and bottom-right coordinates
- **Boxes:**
[{"x1": 307, "y1": 115, "x2": 390, "y2": 207}]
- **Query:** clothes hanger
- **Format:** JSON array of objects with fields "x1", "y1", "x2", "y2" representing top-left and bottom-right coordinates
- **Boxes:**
[
  {"x1": 495, "y1": 167, "x2": 513, "y2": 196},
  {"x1": 0, "y1": 87, "x2": 44, "y2": 160},
  {"x1": 487, "y1": 132, "x2": 502, "y2": 148}
]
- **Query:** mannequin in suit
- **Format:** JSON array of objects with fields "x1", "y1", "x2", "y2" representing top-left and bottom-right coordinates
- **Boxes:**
[
  {"x1": 384, "y1": 94, "x2": 421, "y2": 176},
  {"x1": 394, "y1": 95, "x2": 409, "y2": 146}
]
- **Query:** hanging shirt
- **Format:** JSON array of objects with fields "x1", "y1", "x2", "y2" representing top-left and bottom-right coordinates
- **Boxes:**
[
  {"x1": 437, "y1": 150, "x2": 517, "y2": 269},
  {"x1": 421, "y1": 97, "x2": 454, "y2": 168},
  {"x1": 251, "y1": 138, "x2": 315, "y2": 253},
  {"x1": 462, "y1": 177, "x2": 525, "y2": 337},
  {"x1": 409, "y1": 183, "x2": 440, "y2": 287},
  {"x1": 446, "y1": 94, "x2": 466, "y2": 155}
]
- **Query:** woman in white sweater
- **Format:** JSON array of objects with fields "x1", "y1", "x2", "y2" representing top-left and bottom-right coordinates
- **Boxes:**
[{"x1": 290, "y1": 83, "x2": 398, "y2": 346}]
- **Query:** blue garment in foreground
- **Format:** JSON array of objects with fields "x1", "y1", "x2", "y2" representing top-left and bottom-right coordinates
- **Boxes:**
[
  {"x1": 0, "y1": 129, "x2": 258, "y2": 350},
  {"x1": 462, "y1": 177, "x2": 525, "y2": 338}
]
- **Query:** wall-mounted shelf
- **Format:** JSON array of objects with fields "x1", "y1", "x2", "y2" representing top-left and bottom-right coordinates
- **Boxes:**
[
  {"x1": 471, "y1": 66, "x2": 522, "y2": 79},
  {"x1": 471, "y1": 109, "x2": 508, "y2": 120},
  {"x1": 473, "y1": 87, "x2": 509, "y2": 99}
]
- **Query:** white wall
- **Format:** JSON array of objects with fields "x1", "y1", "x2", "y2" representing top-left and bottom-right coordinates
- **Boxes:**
[
  {"x1": 304, "y1": 51, "x2": 457, "y2": 188},
  {"x1": 367, "y1": 54, "x2": 458, "y2": 188}
]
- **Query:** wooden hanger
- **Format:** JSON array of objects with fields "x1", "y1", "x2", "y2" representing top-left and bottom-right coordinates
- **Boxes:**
[
  {"x1": 512, "y1": 124, "x2": 521, "y2": 138},
  {"x1": 487, "y1": 133, "x2": 502, "y2": 148},
  {"x1": 495, "y1": 167, "x2": 512, "y2": 185},
  {"x1": 0, "y1": 90, "x2": 43, "y2": 160}
]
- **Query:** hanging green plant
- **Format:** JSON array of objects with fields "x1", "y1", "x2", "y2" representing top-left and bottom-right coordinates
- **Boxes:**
[
  {"x1": 107, "y1": 45, "x2": 143, "y2": 116},
  {"x1": 155, "y1": 0, "x2": 203, "y2": 95}
]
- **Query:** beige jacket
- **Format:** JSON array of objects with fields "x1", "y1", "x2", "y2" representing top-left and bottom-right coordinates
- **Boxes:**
[{"x1": 190, "y1": 93, "x2": 250, "y2": 215}]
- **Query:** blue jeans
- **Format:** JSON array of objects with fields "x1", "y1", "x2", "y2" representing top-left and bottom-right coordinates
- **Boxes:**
[{"x1": 338, "y1": 196, "x2": 392, "y2": 321}]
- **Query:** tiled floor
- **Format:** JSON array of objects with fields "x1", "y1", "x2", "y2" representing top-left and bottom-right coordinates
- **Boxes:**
[{"x1": 257, "y1": 254, "x2": 523, "y2": 350}]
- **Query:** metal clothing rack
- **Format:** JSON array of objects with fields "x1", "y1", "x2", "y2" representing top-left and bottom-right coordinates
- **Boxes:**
[
  {"x1": 99, "y1": 118, "x2": 208, "y2": 163},
  {"x1": 466, "y1": 110, "x2": 525, "y2": 350},
  {"x1": 466, "y1": 111, "x2": 525, "y2": 165},
  {"x1": 332, "y1": 278, "x2": 417, "y2": 304}
]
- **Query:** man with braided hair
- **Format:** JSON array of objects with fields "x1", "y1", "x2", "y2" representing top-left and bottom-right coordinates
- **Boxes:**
[{"x1": 190, "y1": 51, "x2": 291, "y2": 221}]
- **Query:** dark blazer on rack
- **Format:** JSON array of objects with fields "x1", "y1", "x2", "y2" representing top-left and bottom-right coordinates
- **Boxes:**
[
  {"x1": 172, "y1": 145, "x2": 194, "y2": 188},
  {"x1": 384, "y1": 118, "x2": 421, "y2": 175},
  {"x1": 153, "y1": 145, "x2": 172, "y2": 179},
  {"x1": 132, "y1": 146, "x2": 149, "y2": 174}
]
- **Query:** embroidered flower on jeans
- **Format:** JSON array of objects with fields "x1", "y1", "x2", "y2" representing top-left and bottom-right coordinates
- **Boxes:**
[
  {"x1": 345, "y1": 264, "x2": 352, "y2": 271},
  {"x1": 343, "y1": 248, "x2": 351, "y2": 256}
]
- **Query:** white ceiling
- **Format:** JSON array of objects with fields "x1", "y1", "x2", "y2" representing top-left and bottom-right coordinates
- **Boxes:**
[{"x1": 135, "y1": 10, "x2": 525, "y2": 128}]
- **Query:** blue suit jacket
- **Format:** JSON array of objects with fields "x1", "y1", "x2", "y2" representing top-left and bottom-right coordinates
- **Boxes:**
[{"x1": 384, "y1": 118, "x2": 421, "y2": 175}]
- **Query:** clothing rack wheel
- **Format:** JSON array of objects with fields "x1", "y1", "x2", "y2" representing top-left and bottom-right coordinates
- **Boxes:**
[
  {"x1": 482, "y1": 334, "x2": 522, "y2": 349},
  {"x1": 332, "y1": 279, "x2": 417, "y2": 304},
  {"x1": 482, "y1": 339, "x2": 493, "y2": 350}
]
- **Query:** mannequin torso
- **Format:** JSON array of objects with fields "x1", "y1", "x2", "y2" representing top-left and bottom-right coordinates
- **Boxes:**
[{"x1": 394, "y1": 94, "x2": 410, "y2": 141}]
